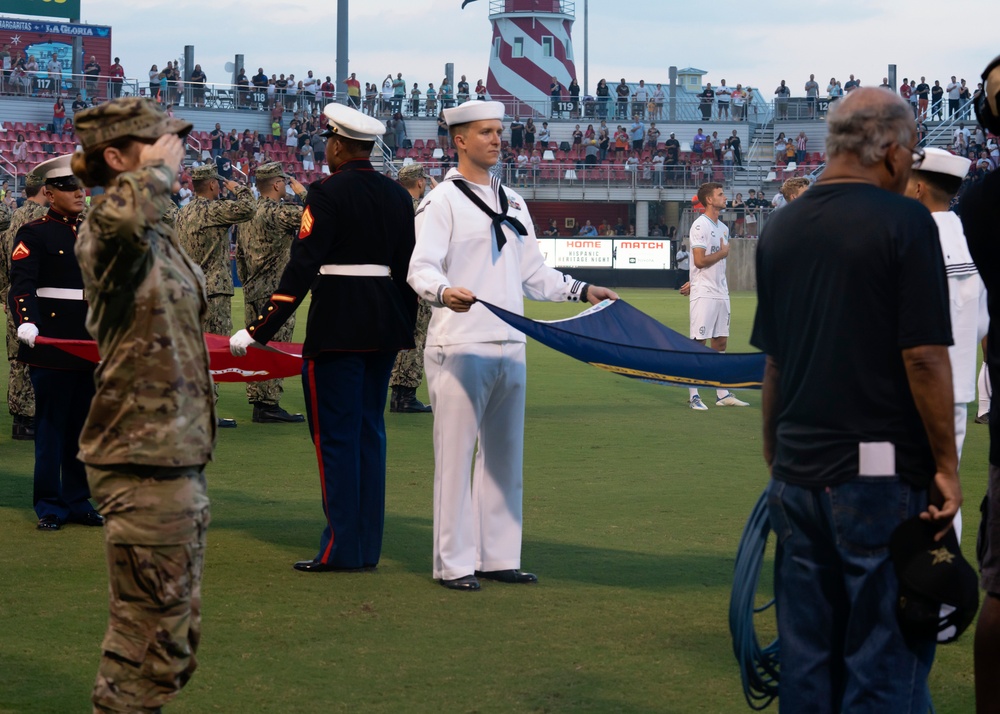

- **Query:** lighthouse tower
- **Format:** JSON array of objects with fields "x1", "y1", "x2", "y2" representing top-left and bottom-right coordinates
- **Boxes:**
[{"x1": 484, "y1": 0, "x2": 578, "y2": 117}]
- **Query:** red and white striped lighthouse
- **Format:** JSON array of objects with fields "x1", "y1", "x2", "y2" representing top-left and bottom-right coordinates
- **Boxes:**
[{"x1": 482, "y1": 0, "x2": 578, "y2": 117}]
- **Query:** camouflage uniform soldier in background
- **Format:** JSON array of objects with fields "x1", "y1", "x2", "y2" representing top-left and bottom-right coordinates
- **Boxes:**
[
  {"x1": 175, "y1": 164, "x2": 254, "y2": 428},
  {"x1": 71, "y1": 98, "x2": 215, "y2": 714},
  {"x1": 390, "y1": 163, "x2": 433, "y2": 413},
  {"x1": 1, "y1": 172, "x2": 48, "y2": 439},
  {"x1": 234, "y1": 161, "x2": 306, "y2": 423}
]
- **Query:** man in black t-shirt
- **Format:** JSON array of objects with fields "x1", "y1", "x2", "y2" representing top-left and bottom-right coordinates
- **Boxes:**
[
  {"x1": 916, "y1": 76, "x2": 931, "y2": 121},
  {"x1": 509, "y1": 118, "x2": 524, "y2": 149},
  {"x1": 752, "y1": 87, "x2": 959, "y2": 712},
  {"x1": 210, "y1": 122, "x2": 224, "y2": 159},
  {"x1": 698, "y1": 83, "x2": 715, "y2": 122}
]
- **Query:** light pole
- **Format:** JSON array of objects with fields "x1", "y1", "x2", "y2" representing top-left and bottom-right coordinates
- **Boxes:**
[
  {"x1": 337, "y1": 0, "x2": 349, "y2": 103},
  {"x1": 583, "y1": 0, "x2": 588, "y2": 95}
]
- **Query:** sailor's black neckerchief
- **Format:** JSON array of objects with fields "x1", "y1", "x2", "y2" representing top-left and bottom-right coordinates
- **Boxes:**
[{"x1": 449, "y1": 172, "x2": 527, "y2": 253}]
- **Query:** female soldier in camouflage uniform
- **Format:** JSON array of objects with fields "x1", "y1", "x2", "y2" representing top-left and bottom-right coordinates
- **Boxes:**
[{"x1": 71, "y1": 98, "x2": 215, "y2": 713}]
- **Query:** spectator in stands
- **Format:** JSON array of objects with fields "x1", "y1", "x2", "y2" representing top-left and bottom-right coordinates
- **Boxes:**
[
  {"x1": 320, "y1": 76, "x2": 335, "y2": 105},
  {"x1": 729, "y1": 129, "x2": 743, "y2": 167},
  {"x1": 210, "y1": 122, "x2": 225, "y2": 159},
  {"x1": 393, "y1": 111, "x2": 407, "y2": 147},
  {"x1": 440, "y1": 77, "x2": 454, "y2": 109},
  {"x1": 71, "y1": 92, "x2": 87, "y2": 116},
  {"x1": 157, "y1": 69, "x2": 168, "y2": 105},
  {"x1": 730, "y1": 193, "x2": 746, "y2": 236},
  {"x1": 585, "y1": 139, "x2": 600, "y2": 167},
  {"x1": 843, "y1": 74, "x2": 859, "y2": 93},
  {"x1": 710, "y1": 131, "x2": 722, "y2": 160},
  {"x1": 698, "y1": 82, "x2": 715, "y2": 122},
  {"x1": 530, "y1": 149, "x2": 541, "y2": 183},
  {"x1": 105, "y1": 57, "x2": 123, "y2": 99},
  {"x1": 960, "y1": 79, "x2": 972, "y2": 119},
  {"x1": 596, "y1": 78, "x2": 610, "y2": 118},
  {"x1": 614, "y1": 126, "x2": 628, "y2": 161},
  {"x1": 537, "y1": 122, "x2": 551, "y2": 151},
  {"x1": 795, "y1": 131, "x2": 808, "y2": 164},
  {"x1": 804, "y1": 74, "x2": 820, "y2": 117},
  {"x1": 717, "y1": 79, "x2": 732, "y2": 119},
  {"x1": 646, "y1": 122, "x2": 660, "y2": 151},
  {"x1": 24, "y1": 55, "x2": 38, "y2": 95},
  {"x1": 931, "y1": 80, "x2": 944, "y2": 121},
  {"x1": 409, "y1": 83, "x2": 421, "y2": 116},
  {"x1": 392, "y1": 73, "x2": 406, "y2": 114},
  {"x1": 569, "y1": 78, "x2": 580, "y2": 117},
  {"x1": 455, "y1": 74, "x2": 470, "y2": 105},
  {"x1": 879, "y1": 77, "x2": 892, "y2": 90},
  {"x1": 422, "y1": 82, "x2": 436, "y2": 116},
  {"x1": 693, "y1": 127, "x2": 706, "y2": 155},
  {"x1": 616, "y1": 78, "x2": 630, "y2": 119},
  {"x1": 572, "y1": 124, "x2": 583, "y2": 158},
  {"x1": 632, "y1": 79, "x2": 648, "y2": 119},
  {"x1": 598, "y1": 123, "x2": 610, "y2": 162},
  {"x1": 339, "y1": 72, "x2": 359, "y2": 109},
  {"x1": 784, "y1": 138, "x2": 796, "y2": 165},
  {"x1": 523, "y1": 117, "x2": 535, "y2": 151},
  {"x1": 774, "y1": 132, "x2": 787, "y2": 163},
  {"x1": 190, "y1": 64, "x2": 207, "y2": 108},
  {"x1": 45, "y1": 52, "x2": 62, "y2": 97},
  {"x1": 908, "y1": 79, "x2": 919, "y2": 117},
  {"x1": 550, "y1": 76, "x2": 563, "y2": 118},
  {"x1": 916, "y1": 76, "x2": 930, "y2": 121},
  {"x1": 774, "y1": 80, "x2": 790, "y2": 119},
  {"x1": 476, "y1": 78, "x2": 487, "y2": 101},
  {"x1": 516, "y1": 148, "x2": 529, "y2": 185},
  {"x1": 625, "y1": 151, "x2": 639, "y2": 176},
  {"x1": 916, "y1": 120, "x2": 928, "y2": 147},
  {"x1": 79, "y1": 54, "x2": 99, "y2": 100},
  {"x1": 235, "y1": 68, "x2": 250, "y2": 107},
  {"x1": 722, "y1": 141, "x2": 735, "y2": 181},
  {"x1": 302, "y1": 71, "x2": 318, "y2": 108},
  {"x1": 629, "y1": 116, "x2": 645, "y2": 152},
  {"x1": 52, "y1": 96, "x2": 66, "y2": 135},
  {"x1": 167, "y1": 61, "x2": 181, "y2": 104},
  {"x1": 285, "y1": 77, "x2": 299, "y2": 111},
  {"x1": 285, "y1": 119, "x2": 299, "y2": 151},
  {"x1": 578, "y1": 220, "x2": 598, "y2": 237},
  {"x1": 651, "y1": 150, "x2": 665, "y2": 186},
  {"x1": 271, "y1": 100, "x2": 284, "y2": 133},
  {"x1": 12, "y1": 134, "x2": 27, "y2": 163},
  {"x1": 945, "y1": 76, "x2": 960, "y2": 118}
]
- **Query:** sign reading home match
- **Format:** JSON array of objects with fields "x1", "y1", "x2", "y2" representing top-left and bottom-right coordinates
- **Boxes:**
[{"x1": 553, "y1": 238, "x2": 613, "y2": 267}]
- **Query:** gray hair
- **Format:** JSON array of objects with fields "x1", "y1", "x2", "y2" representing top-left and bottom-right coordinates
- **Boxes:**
[{"x1": 825, "y1": 93, "x2": 914, "y2": 167}]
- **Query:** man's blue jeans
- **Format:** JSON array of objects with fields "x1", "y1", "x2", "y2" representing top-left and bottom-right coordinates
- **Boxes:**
[{"x1": 766, "y1": 476, "x2": 935, "y2": 713}]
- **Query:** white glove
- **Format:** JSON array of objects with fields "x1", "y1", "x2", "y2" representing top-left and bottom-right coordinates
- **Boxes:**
[
  {"x1": 230, "y1": 329, "x2": 256, "y2": 357},
  {"x1": 17, "y1": 323, "x2": 39, "y2": 348}
]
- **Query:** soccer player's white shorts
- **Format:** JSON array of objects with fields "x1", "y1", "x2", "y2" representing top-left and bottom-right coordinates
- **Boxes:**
[{"x1": 690, "y1": 297, "x2": 730, "y2": 340}]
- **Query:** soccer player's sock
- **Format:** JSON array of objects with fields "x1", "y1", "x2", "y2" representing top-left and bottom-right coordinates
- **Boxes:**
[
  {"x1": 689, "y1": 388, "x2": 699, "y2": 401},
  {"x1": 979, "y1": 362, "x2": 992, "y2": 417},
  {"x1": 717, "y1": 389, "x2": 730, "y2": 400}
]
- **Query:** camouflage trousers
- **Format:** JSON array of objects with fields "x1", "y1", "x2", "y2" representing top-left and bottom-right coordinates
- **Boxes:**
[
  {"x1": 7, "y1": 312, "x2": 35, "y2": 417},
  {"x1": 204, "y1": 295, "x2": 232, "y2": 402},
  {"x1": 243, "y1": 296, "x2": 295, "y2": 406},
  {"x1": 87, "y1": 464, "x2": 210, "y2": 714},
  {"x1": 389, "y1": 299, "x2": 431, "y2": 389}
]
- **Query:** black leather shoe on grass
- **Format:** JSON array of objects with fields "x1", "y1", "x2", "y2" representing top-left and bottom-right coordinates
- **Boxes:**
[
  {"x1": 253, "y1": 404, "x2": 306, "y2": 423},
  {"x1": 37, "y1": 515, "x2": 61, "y2": 531},
  {"x1": 474, "y1": 569, "x2": 538, "y2": 584},
  {"x1": 217, "y1": 417, "x2": 238, "y2": 428},
  {"x1": 293, "y1": 560, "x2": 375, "y2": 573},
  {"x1": 69, "y1": 511, "x2": 105, "y2": 527},
  {"x1": 439, "y1": 574, "x2": 481, "y2": 591}
]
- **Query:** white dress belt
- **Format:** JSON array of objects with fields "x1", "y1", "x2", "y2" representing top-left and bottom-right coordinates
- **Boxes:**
[
  {"x1": 318, "y1": 264, "x2": 390, "y2": 277},
  {"x1": 36, "y1": 287, "x2": 85, "y2": 300}
]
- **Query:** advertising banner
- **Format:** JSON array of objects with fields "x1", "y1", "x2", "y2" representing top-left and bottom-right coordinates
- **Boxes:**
[{"x1": 0, "y1": 1, "x2": 83, "y2": 21}]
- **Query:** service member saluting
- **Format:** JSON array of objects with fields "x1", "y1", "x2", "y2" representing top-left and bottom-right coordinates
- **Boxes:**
[
  {"x1": 231, "y1": 103, "x2": 418, "y2": 573},
  {"x1": 234, "y1": 161, "x2": 307, "y2": 424},
  {"x1": 8, "y1": 154, "x2": 104, "y2": 531},
  {"x1": 407, "y1": 101, "x2": 618, "y2": 591},
  {"x1": 176, "y1": 163, "x2": 255, "y2": 428}
]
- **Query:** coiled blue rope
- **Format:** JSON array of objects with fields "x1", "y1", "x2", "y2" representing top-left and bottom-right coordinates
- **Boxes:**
[{"x1": 729, "y1": 488, "x2": 780, "y2": 710}]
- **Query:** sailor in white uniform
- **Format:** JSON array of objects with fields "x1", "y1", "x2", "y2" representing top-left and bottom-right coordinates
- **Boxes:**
[
  {"x1": 407, "y1": 101, "x2": 618, "y2": 591},
  {"x1": 906, "y1": 146, "x2": 987, "y2": 542}
]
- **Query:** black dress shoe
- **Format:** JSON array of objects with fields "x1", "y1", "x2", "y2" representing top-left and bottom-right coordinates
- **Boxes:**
[
  {"x1": 217, "y1": 417, "x2": 238, "y2": 428},
  {"x1": 253, "y1": 404, "x2": 306, "y2": 423},
  {"x1": 68, "y1": 511, "x2": 105, "y2": 527},
  {"x1": 293, "y1": 560, "x2": 374, "y2": 573},
  {"x1": 390, "y1": 387, "x2": 432, "y2": 413},
  {"x1": 976, "y1": 413, "x2": 990, "y2": 425},
  {"x1": 475, "y1": 569, "x2": 538, "y2": 584},
  {"x1": 37, "y1": 515, "x2": 61, "y2": 531},
  {"x1": 439, "y1": 574, "x2": 481, "y2": 591}
]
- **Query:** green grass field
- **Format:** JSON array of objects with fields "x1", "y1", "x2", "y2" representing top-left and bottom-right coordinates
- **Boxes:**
[{"x1": 0, "y1": 289, "x2": 985, "y2": 713}]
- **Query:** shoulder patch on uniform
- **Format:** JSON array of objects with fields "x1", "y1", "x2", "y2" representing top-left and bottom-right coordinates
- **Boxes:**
[
  {"x1": 298, "y1": 206, "x2": 314, "y2": 239},
  {"x1": 11, "y1": 242, "x2": 30, "y2": 261}
]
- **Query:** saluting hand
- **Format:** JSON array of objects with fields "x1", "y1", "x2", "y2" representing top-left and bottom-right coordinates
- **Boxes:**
[
  {"x1": 289, "y1": 178, "x2": 306, "y2": 195},
  {"x1": 140, "y1": 134, "x2": 185, "y2": 192}
]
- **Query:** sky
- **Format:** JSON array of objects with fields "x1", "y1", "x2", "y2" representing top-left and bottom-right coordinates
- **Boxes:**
[{"x1": 8, "y1": 0, "x2": 999, "y2": 96}]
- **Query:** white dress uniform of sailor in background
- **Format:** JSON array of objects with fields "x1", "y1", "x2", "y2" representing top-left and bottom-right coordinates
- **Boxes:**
[
  {"x1": 407, "y1": 101, "x2": 617, "y2": 589},
  {"x1": 908, "y1": 147, "x2": 987, "y2": 543}
]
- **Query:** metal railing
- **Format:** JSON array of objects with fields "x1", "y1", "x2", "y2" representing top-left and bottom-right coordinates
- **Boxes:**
[
  {"x1": 0, "y1": 70, "x2": 139, "y2": 102},
  {"x1": 0, "y1": 152, "x2": 19, "y2": 190},
  {"x1": 921, "y1": 97, "x2": 977, "y2": 149}
]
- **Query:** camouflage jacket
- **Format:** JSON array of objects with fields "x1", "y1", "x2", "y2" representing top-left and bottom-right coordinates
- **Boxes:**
[
  {"x1": 0, "y1": 200, "x2": 47, "y2": 302},
  {"x1": 75, "y1": 163, "x2": 216, "y2": 467},
  {"x1": 174, "y1": 186, "x2": 254, "y2": 296},
  {"x1": 235, "y1": 192, "x2": 306, "y2": 302}
]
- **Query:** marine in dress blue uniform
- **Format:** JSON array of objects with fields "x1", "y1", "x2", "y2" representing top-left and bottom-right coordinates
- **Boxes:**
[
  {"x1": 231, "y1": 103, "x2": 417, "y2": 572},
  {"x1": 8, "y1": 155, "x2": 103, "y2": 530}
]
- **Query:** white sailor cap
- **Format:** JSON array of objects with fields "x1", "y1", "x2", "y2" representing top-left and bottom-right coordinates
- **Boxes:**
[
  {"x1": 915, "y1": 147, "x2": 971, "y2": 179},
  {"x1": 32, "y1": 154, "x2": 79, "y2": 189},
  {"x1": 443, "y1": 100, "x2": 505, "y2": 127},
  {"x1": 321, "y1": 102, "x2": 385, "y2": 141}
]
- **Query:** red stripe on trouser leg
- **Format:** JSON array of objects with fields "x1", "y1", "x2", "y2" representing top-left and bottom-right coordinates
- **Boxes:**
[{"x1": 306, "y1": 360, "x2": 336, "y2": 563}]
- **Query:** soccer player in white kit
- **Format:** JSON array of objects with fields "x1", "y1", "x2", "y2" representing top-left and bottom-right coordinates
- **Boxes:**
[
  {"x1": 687, "y1": 182, "x2": 749, "y2": 410},
  {"x1": 407, "y1": 101, "x2": 618, "y2": 591},
  {"x1": 906, "y1": 147, "x2": 986, "y2": 543}
]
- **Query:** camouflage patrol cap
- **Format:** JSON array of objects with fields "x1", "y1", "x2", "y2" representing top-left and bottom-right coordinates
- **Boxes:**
[
  {"x1": 24, "y1": 172, "x2": 45, "y2": 189},
  {"x1": 255, "y1": 162, "x2": 289, "y2": 181},
  {"x1": 190, "y1": 165, "x2": 223, "y2": 181},
  {"x1": 73, "y1": 97, "x2": 192, "y2": 150},
  {"x1": 397, "y1": 163, "x2": 425, "y2": 181}
]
